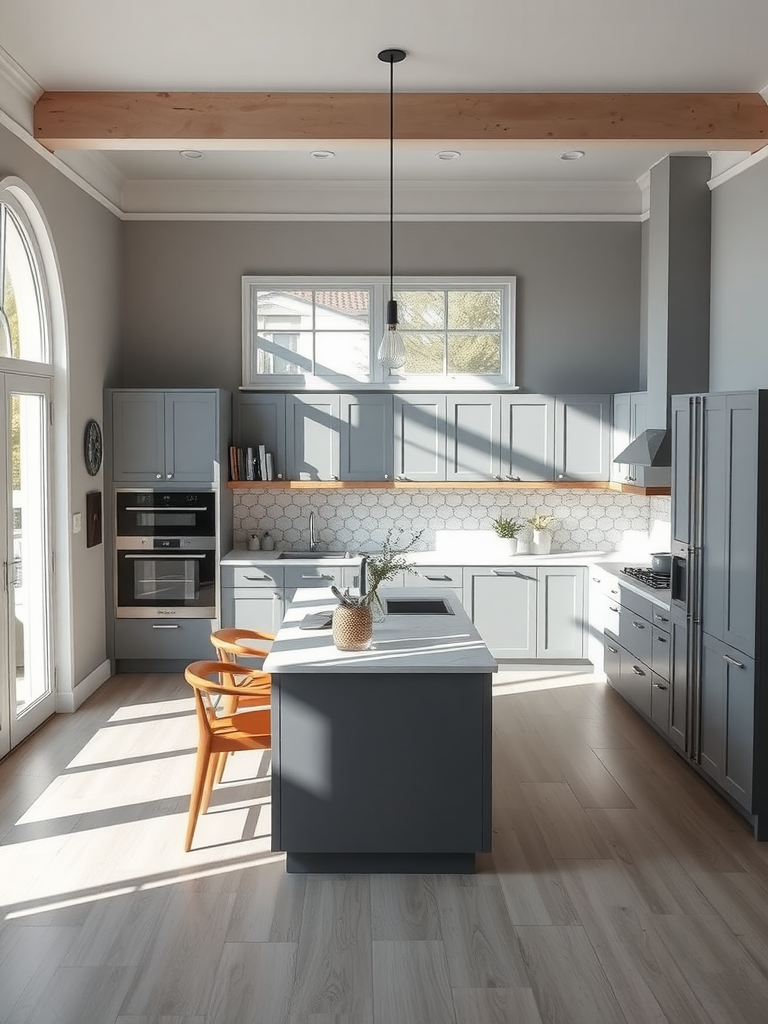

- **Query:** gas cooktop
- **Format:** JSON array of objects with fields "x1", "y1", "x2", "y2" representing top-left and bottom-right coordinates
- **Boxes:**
[{"x1": 621, "y1": 566, "x2": 671, "y2": 590}]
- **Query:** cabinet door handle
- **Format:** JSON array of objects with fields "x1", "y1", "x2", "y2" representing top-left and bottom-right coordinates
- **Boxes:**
[
  {"x1": 654, "y1": 614, "x2": 669, "y2": 622},
  {"x1": 606, "y1": 645, "x2": 618, "y2": 654},
  {"x1": 653, "y1": 681, "x2": 668, "y2": 690},
  {"x1": 610, "y1": 588, "x2": 619, "y2": 595},
  {"x1": 384, "y1": 474, "x2": 389, "y2": 480},
  {"x1": 151, "y1": 623, "x2": 180, "y2": 629},
  {"x1": 423, "y1": 574, "x2": 451, "y2": 581},
  {"x1": 655, "y1": 636, "x2": 668, "y2": 643},
  {"x1": 301, "y1": 573, "x2": 335, "y2": 580},
  {"x1": 166, "y1": 473, "x2": 173, "y2": 479},
  {"x1": 592, "y1": 576, "x2": 600, "y2": 583},
  {"x1": 609, "y1": 605, "x2": 619, "y2": 612},
  {"x1": 632, "y1": 621, "x2": 646, "y2": 629},
  {"x1": 631, "y1": 665, "x2": 645, "y2": 675},
  {"x1": 243, "y1": 575, "x2": 266, "y2": 582},
  {"x1": 723, "y1": 654, "x2": 745, "y2": 669},
  {"x1": 493, "y1": 569, "x2": 536, "y2": 581},
  {"x1": 156, "y1": 473, "x2": 162, "y2": 479}
]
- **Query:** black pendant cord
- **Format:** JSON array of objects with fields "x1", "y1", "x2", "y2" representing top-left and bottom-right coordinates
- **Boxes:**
[{"x1": 388, "y1": 55, "x2": 394, "y2": 307}]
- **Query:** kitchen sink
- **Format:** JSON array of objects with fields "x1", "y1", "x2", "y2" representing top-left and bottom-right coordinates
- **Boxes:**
[
  {"x1": 277, "y1": 551, "x2": 351, "y2": 560},
  {"x1": 385, "y1": 598, "x2": 454, "y2": 615}
]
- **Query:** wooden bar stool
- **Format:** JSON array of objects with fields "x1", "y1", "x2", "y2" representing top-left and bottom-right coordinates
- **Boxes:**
[{"x1": 183, "y1": 660, "x2": 272, "y2": 852}]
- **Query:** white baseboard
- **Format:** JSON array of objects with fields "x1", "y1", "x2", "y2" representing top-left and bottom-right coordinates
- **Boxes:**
[{"x1": 57, "y1": 659, "x2": 112, "y2": 713}]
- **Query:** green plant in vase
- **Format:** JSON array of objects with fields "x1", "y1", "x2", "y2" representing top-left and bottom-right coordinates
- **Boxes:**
[
  {"x1": 527, "y1": 513, "x2": 556, "y2": 554},
  {"x1": 361, "y1": 526, "x2": 424, "y2": 618},
  {"x1": 491, "y1": 513, "x2": 522, "y2": 554}
]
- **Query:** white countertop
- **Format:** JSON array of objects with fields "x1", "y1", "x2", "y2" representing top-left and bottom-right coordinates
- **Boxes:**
[
  {"x1": 221, "y1": 547, "x2": 631, "y2": 569},
  {"x1": 262, "y1": 586, "x2": 498, "y2": 675}
]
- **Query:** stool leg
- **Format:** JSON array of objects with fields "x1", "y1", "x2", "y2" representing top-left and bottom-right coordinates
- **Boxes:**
[{"x1": 185, "y1": 739, "x2": 211, "y2": 852}]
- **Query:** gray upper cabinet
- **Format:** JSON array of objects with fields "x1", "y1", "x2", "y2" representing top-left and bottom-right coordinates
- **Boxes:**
[
  {"x1": 554, "y1": 395, "x2": 611, "y2": 481},
  {"x1": 446, "y1": 395, "x2": 500, "y2": 482},
  {"x1": 286, "y1": 394, "x2": 340, "y2": 481},
  {"x1": 501, "y1": 394, "x2": 555, "y2": 482},
  {"x1": 670, "y1": 395, "x2": 692, "y2": 546},
  {"x1": 111, "y1": 389, "x2": 222, "y2": 483},
  {"x1": 238, "y1": 393, "x2": 286, "y2": 480},
  {"x1": 339, "y1": 393, "x2": 393, "y2": 481},
  {"x1": 394, "y1": 394, "x2": 447, "y2": 482},
  {"x1": 286, "y1": 393, "x2": 393, "y2": 482}
]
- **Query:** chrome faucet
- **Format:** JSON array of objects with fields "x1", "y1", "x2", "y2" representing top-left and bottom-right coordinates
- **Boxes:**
[{"x1": 308, "y1": 509, "x2": 317, "y2": 551}]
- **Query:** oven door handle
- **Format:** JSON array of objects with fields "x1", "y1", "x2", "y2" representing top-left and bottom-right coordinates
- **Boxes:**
[
  {"x1": 123, "y1": 553, "x2": 207, "y2": 560},
  {"x1": 122, "y1": 506, "x2": 210, "y2": 512}
]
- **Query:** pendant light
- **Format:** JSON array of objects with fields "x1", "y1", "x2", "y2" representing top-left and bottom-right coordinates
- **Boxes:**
[{"x1": 377, "y1": 47, "x2": 407, "y2": 371}]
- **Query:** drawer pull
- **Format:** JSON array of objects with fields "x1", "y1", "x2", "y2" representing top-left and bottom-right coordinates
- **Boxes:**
[
  {"x1": 655, "y1": 636, "x2": 668, "y2": 643},
  {"x1": 654, "y1": 614, "x2": 669, "y2": 622},
  {"x1": 609, "y1": 605, "x2": 619, "y2": 612},
  {"x1": 423, "y1": 574, "x2": 451, "y2": 581},
  {"x1": 653, "y1": 681, "x2": 668, "y2": 690},
  {"x1": 606, "y1": 645, "x2": 618, "y2": 654},
  {"x1": 151, "y1": 623, "x2": 180, "y2": 629},
  {"x1": 243, "y1": 575, "x2": 266, "y2": 581},
  {"x1": 301, "y1": 573, "x2": 335, "y2": 580},
  {"x1": 610, "y1": 588, "x2": 619, "y2": 595},
  {"x1": 631, "y1": 665, "x2": 645, "y2": 675},
  {"x1": 632, "y1": 621, "x2": 646, "y2": 629},
  {"x1": 723, "y1": 654, "x2": 745, "y2": 669}
]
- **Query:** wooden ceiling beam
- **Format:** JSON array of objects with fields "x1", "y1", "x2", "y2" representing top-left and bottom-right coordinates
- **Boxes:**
[{"x1": 34, "y1": 90, "x2": 768, "y2": 151}]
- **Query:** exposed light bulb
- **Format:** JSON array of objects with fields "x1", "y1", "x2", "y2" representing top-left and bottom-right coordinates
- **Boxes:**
[{"x1": 378, "y1": 324, "x2": 407, "y2": 371}]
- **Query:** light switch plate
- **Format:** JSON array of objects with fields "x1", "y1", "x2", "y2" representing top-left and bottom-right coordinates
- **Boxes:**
[{"x1": 72, "y1": 512, "x2": 82, "y2": 533}]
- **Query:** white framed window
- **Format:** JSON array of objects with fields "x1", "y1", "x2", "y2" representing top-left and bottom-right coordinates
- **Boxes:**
[
  {"x1": 0, "y1": 196, "x2": 49, "y2": 366},
  {"x1": 242, "y1": 275, "x2": 516, "y2": 389}
]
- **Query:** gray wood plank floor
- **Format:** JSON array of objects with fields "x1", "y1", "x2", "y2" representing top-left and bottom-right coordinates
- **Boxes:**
[{"x1": 2, "y1": 667, "x2": 768, "y2": 1024}]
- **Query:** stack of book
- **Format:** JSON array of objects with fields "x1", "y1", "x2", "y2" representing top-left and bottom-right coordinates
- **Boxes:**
[{"x1": 228, "y1": 444, "x2": 276, "y2": 481}]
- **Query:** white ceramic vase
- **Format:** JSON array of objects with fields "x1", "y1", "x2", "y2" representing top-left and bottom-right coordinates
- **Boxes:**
[
  {"x1": 532, "y1": 529, "x2": 552, "y2": 555},
  {"x1": 506, "y1": 537, "x2": 518, "y2": 556}
]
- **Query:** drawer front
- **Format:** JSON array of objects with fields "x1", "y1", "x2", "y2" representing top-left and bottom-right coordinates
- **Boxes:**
[
  {"x1": 284, "y1": 565, "x2": 344, "y2": 590},
  {"x1": 603, "y1": 592, "x2": 621, "y2": 637},
  {"x1": 651, "y1": 625, "x2": 671, "y2": 680},
  {"x1": 224, "y1": 565, "x2": 284, "y2": 588},
  {"x1": 407, "y1": 565, "x2": 463, "y2": 588},
  {"x1": 617, "y1": 586, "x2": 654, "y2": 622},
  {"x1": 603, "y1": 633, "x2": 622, "y2": 686},
  {"x1": 618, "y1": 607, "x2": 653, "y2": 667},
  {"x1": 651, "y1": 672, "x2": 670, "y2": 731},
  {"x1": 115, "y1": 618, "x2": 214, "y2": 660}
]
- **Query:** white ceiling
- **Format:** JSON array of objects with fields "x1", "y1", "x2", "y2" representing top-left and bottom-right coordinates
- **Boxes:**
[{"x1": 2, "y1": 0, "x2": 768, "y2": 217}]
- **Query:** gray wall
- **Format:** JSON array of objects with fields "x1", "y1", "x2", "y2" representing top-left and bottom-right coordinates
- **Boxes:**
[
  {"x1": 710, "y1": 157, "x2": 768, "y2": 391},
  {"x1": 0, "y1": 123, "x2": 122, "y2": 693},
  {"x1": 121, "y1": 220, "x2": 643, "y2": 395}
]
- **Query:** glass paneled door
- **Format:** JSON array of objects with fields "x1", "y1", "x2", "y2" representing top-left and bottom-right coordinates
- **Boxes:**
[{"x1": 0, "y1": 373, "x2": 54, "y2": 758}]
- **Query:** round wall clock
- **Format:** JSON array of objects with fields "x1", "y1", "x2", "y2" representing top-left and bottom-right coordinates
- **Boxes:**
[{"x1": 84, "y1": 419, "x2": 102, "y2": 476}]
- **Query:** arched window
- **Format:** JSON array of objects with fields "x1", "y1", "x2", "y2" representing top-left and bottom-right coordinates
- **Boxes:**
[{"x1": 0, "y1": 197, "x2": 49, "y2": 363}]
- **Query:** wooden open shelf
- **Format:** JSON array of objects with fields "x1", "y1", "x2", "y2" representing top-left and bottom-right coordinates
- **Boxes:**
[{"x1": 227, "y1": 480, "x2": 670, "y2": 496}]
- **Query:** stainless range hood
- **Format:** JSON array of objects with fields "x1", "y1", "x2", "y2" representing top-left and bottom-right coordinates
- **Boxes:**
[{"x1": 613, "y1": 428, "x2": 671, "y2": 468}]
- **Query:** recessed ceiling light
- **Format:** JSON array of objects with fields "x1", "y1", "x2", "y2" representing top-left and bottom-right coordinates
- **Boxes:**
[
  {"x1": 310, "y1": 150, "x2": 336, "y2": 160},
  {"x1": 179, "y1": 150, "x2": 203, "y2": 159},
  {"x1": 436, "y1": 150, "x2": 461, "y2": 160},
  {"x1": 559, "y1": 150, "x2": 585, "y2": 161}
]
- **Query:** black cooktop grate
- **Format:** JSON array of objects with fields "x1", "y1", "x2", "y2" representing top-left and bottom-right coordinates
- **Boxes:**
[{"x1": 621, "y1": 567, "x2": 671, "y2": 589}]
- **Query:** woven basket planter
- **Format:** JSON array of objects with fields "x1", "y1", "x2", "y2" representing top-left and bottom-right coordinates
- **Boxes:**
[{"x1": 332, "y1": 604, "x2": 373, "y2": 651}]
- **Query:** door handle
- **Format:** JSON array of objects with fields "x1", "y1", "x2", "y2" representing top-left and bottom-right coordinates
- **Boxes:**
[
  {"x1": 609, "y1": 605, "x2": 619, "y2": 612},
  {"x1": 151, "y1": 623, "x2": 180, "y2": 629},
  {"x1": 632, "y1": 621, "x2": 646, "y2": 629},
  {"x1": 423, "y1": 574, "x2": 451, "y2": 581},
  {"x1": 723, "y1": 654, "x2": 745, "y2": 669},
  {"x1": 655, "y1": 636, "x2": 668, "y2": 643},
  {"x1": 652, "y1": 681, "x2": 668, "y2": 690},
  {"x1": 606, "y1": 645, "x2": 618, "y2": 654},
  {"x1": 631, "y1": 665, "x2": 645, "y2": 675},
  {"x1": 654, "y1": 614, "x2": 669, "y2": 623}
]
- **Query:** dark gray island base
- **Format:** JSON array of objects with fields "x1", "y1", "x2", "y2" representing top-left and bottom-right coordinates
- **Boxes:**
[{"x1": 263, "y1": 587, "x2": 497, "y2": 873}]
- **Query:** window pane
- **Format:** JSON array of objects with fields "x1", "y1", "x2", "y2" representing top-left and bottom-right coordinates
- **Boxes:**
[
  {"x1": 447, "y1": 333, "x2": 502, "y2": 374},
  {"x1": 3, "y1": 209, "x2": 45, "y2": 361},
  {"x1": 396, "y1": 291, "x2": 444, "y2": 329},
  {"x1": 447, "y1": 290, "x2": 502, "y2": 330},
  {"x1": 255, "y1": 332, "x2": 311, "y2": 374},
  {"x1": 403, "y1": 332, "x2": 443, "y2": 374},
  {"x1": 314, "y1": 290, "x2": 370, "y2": 329},
  {"x1": 256, "y1": 290, "x2": 312, "y2": 331},
  {"x1": 315, "y1": 331, "x2": 370, "y2": 377}
]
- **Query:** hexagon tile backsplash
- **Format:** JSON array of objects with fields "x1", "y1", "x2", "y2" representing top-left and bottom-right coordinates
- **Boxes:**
[{"x1": 233, "y1": 488, "x2": 672, "y2": 555}]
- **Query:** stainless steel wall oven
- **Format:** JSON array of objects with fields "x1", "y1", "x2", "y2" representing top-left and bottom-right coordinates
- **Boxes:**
[{"x1": 115, "y1": 490, "x2": 217, "y2": 618}]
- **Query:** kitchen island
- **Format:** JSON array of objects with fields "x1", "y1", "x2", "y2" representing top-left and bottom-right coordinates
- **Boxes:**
[{"x1": 263, "y1": 586, "x2": 497, "y2": 873}]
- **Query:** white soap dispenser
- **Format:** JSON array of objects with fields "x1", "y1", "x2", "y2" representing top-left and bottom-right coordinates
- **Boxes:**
[
  {"x1": 261, "y1": 530, "x2": 275, "y2": 551},
  {"x1": 248, "y1": 533, "x2": 261, "y2": 551}
]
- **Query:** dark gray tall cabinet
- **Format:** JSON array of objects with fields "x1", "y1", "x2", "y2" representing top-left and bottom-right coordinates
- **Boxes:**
[{"x1": 671, "y1": 390, "x2": 767, "y2": 837}]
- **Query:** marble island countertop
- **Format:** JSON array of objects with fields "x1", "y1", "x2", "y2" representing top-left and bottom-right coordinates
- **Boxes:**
[{"x1": 262, "y1": 586, "x2": 498, "y2": 674}]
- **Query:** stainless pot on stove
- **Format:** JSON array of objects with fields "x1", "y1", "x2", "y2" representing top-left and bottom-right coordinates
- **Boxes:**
[{"x1": 650, "y1": 552, "x2": 672, "y2": 573}]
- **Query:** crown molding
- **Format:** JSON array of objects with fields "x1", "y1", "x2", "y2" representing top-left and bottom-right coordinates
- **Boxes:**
[
  {"x1": 708, "y1": 146, "x2": 768, "y2": 189},
  {"x1": 120, "y1": 177, "x2": 643, "y2": 220}
]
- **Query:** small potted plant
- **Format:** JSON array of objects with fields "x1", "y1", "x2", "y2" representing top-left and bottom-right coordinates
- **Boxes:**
[
  {"x1": 491, "y1": 513, "x2": 523, "y2": 555},
  {"x1": 330, "y1": 527, "x2": 423, "y2": 649},
  {"x1": 527, "y1": 513, "x2": 556, "y2": 555}
]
